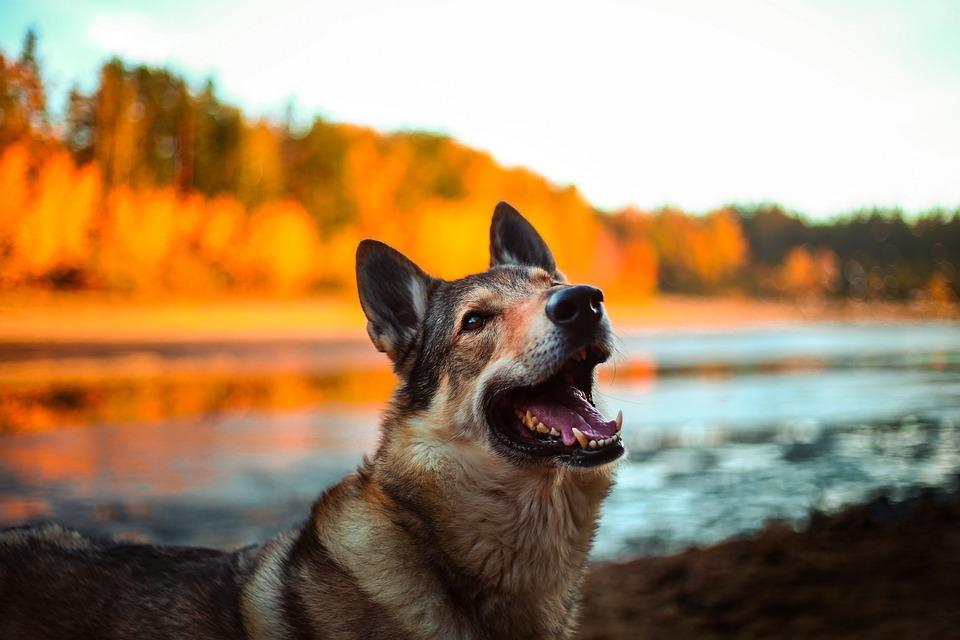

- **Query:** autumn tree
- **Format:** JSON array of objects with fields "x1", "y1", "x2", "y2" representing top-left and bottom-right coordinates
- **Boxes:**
[{"x1": 0, "y1": 30, "x2": 48, "y2": 148}]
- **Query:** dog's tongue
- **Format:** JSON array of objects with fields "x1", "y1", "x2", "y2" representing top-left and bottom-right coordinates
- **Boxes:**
[{"x1": 518, "y1": 385, "x2": 618, "y2": 447}]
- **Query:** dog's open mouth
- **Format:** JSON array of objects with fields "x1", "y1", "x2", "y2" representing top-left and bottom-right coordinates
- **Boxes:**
[{"x1": 488, "y1": 344, "x2": 624, "y2": 467}]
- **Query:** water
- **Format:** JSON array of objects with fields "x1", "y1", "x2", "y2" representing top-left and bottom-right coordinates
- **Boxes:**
[
  {"x1": 596, "y1": 323, "x2": 960, "y2": 557},
  {"x1": 1, "y1": 321, "x2": 958, "y2": 559}
]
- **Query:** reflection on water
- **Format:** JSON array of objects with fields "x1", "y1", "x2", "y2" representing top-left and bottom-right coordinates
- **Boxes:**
[{"x1": 1, "y1": 322, "x2": 959, "y2": 559}]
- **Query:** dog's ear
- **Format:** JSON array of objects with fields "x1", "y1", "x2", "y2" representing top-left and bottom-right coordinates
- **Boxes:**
[
  {"x1": 489, "y1": 201, "x2": 557, "y2": 274},
  {"x1": 356, "y1": 240, "x2": 435, "y2": 365}
]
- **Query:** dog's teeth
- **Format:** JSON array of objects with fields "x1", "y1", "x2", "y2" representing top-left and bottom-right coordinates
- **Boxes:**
[
  {"x1": 571, "y1": 428, "x2": 589, "y2": 448},
  {"x1": 537, "y1": 424, "x2": 549, "y2": 434},
  {"x1": 615, "y1": 410, "x2": 623, "y2": 431},
  {"x1": 588, "y1": 440, "x2": 598, "y2": 449},
  {"x1": 520, "y1": 412, "x2": 533, "y2": 429},
  {"x1": 549, "y1": 428, "x2": 560, "y2": 437}
]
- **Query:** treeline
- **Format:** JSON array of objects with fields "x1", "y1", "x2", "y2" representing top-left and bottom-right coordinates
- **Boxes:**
[{"x1": 0, "y1": 33, "x2": 956, "y2": 302}]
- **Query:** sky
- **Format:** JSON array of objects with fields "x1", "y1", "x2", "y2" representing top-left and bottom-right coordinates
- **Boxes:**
[{"x1": 2, "y1": 0, "x2": 959, "y2": 218}]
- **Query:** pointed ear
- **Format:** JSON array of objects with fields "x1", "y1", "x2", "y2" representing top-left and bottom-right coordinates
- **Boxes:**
[
  {"x1": 356, "y1": 240, "x2": 435, "y2": 365},
  {"x1": 489, "y1": 201, "x2": 557, "y2": 274}
]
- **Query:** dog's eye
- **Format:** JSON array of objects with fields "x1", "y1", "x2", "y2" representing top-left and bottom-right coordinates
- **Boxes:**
[{"x1": 461, "y1": 312, "x2": 488, "y2": 332}]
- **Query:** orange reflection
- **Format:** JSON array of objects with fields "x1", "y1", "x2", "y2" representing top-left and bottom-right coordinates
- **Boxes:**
[{"x1": 0, "y1": 366, "x2": 396, "y2": 434}]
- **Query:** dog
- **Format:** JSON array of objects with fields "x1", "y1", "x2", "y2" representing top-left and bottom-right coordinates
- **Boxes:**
[{"x1": 0, "y1": 202, "x2": 624, "y2": 639}]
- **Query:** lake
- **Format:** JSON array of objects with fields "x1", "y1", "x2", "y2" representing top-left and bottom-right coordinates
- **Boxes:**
[{"x1": 1, "y1": 321, "x2": 958, "y2": 560}]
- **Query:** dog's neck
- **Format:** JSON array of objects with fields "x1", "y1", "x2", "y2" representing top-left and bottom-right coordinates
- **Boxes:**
[{"x1": 370, "y1": 414, "x2": 615, "y2": 637}]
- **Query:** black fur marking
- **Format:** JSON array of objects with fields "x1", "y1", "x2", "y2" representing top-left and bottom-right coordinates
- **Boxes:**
[
  {"x1": 286, "y1": 505, "x2": 409, "y2": 640},
  {"x1": 377, "y1": 478, "x2": 488, "y2": 631},
  {"x1": 0, "y1": 525, "x2": 246, "y2": 640},
  {"x1": 356, "y1": 239, "x2": 436, "y2": 368},
  {"x1": 281, "y1": 527, "x2": 319, "y2": 640},
  {"x1": 490, "y1": 202, "x2": 557, "y2": 273}
]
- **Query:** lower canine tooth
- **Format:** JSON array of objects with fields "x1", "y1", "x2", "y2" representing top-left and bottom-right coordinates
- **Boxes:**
[{"x1": 571, "y1": 428, "x2": 589, "y2": 448}]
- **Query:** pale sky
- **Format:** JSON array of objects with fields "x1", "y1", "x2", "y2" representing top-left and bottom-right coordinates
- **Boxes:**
[{"x1": 2, "y1": 0, "x2": 959, "y2": 218}]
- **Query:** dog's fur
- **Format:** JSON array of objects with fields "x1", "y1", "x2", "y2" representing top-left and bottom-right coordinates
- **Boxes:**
[{"x1": 0, "y1": 203, "x2": 621, "y2": 639}]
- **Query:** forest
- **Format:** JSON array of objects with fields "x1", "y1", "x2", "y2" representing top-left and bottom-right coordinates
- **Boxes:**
[{"x1": 1, "y1": 32, "x2": 957, "y2": 302}]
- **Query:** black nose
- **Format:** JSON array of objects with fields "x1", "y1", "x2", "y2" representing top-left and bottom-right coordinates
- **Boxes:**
[{"x1": 546, "y1": 285, "x2": 604, "y2": 333}]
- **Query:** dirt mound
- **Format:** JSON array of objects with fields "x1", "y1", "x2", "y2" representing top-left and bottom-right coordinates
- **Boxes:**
[{"x1": 581, "y1": 483, "x2": 960, "y2": 639}]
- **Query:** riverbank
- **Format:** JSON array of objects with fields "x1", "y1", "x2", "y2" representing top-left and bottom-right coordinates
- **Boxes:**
[
  {"x1": 580, "y1": 482, "x2": 960, "y2": 639},
  {"x1": 0, "y1": 294, "x2": 954, "y2": 343}
]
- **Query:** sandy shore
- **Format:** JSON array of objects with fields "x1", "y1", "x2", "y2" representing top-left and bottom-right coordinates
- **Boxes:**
[
  {"x1": 579, "y1": 483, "x2": 960, "y2": 639},
  {"x1": 0, "y1": 294, "x2": 954, "y2": 344}
]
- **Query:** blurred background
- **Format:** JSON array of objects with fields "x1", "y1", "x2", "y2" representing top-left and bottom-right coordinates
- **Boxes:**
[{"x1": 1, "y1": 1, "x2": 959, "y2": 624}]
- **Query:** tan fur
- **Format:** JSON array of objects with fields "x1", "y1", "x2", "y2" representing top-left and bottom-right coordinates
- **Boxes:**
[
  {"x1": 241, "y1": 529, "x2": 299, "y2": 640},
  {"x1": 0, "y1": 524, "x2": 94, "y2": 550}
]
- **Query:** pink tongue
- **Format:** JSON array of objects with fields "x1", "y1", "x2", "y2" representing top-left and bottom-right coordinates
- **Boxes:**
[{"x1": 519, "y1": 386, "x2": 617, "y2": 447}]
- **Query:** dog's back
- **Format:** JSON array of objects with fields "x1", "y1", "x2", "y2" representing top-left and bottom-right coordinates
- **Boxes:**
[{"x1": 0, "y1": 524, "x2": 250, "y2": 640}]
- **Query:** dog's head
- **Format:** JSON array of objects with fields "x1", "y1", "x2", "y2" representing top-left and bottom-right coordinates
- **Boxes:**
[{"x1": 356, "y1": 202, "x2": 623, "y2": 469}]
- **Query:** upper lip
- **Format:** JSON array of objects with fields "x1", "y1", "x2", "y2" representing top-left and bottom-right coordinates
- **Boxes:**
[{"x1": 523, "y1": 341, "x2": 612, "y2": 390}]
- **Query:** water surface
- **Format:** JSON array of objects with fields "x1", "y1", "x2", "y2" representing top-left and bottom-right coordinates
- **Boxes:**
[{"x1": 1, "y1": 321, "x2": 958, "y2": 559}]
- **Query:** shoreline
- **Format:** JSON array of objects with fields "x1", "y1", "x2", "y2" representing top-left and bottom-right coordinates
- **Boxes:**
[{"x1": 0, "y1": 294, "x2": 954, "y2": 345}]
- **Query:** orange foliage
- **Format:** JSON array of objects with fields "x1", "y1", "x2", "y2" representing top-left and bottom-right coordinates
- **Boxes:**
[
  {"x1": 0, "y1": 138, "x2": 665, "y2": 296},
  {"x1": 648, "y1": 207, "x2": 747, "y2": 289},
  {"x1": 244, "y1": 200, "x2": 321, "y2": 292},
  {"x1": 0, "y1": 39, "x2": 732, "y2": 299},
  {"x1": 0, "y1": 131, "x2": 746, "y2": 298},
  {"x1": 778, "y1": 245, "x2": 839, "y2": 297},
  {"x1": 0, "y1": 40, "x2": 735, "y2": 299},
  {"x1": 1, "y1": 145, "x2": 101, "y2": 286}
]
